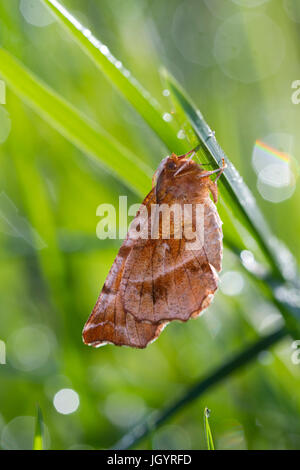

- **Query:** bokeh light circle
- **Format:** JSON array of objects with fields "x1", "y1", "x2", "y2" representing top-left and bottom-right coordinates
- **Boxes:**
[
  {"x1": 218, "y1": 421, "x2": 246, "y2": 450},
  {"x1": 252, "y1": 133, "x2": 294, "y2": 175},
  {"x1": 172, "y1": 0, "x2": 216, "y2": 67},
  {"x1": 283, "y1": 0, "x2": 300, "y2": 23},
  {"x1": 152, "y1": 425, "x2": 191, "y2": 450},
  {"x1": 20, "y1": 0, "x2": 55, "y2": 27},
  {"x1": 220, "y1": 271, "x2": 244, "y2": 296},
  {"x1": 203, "y1": 0, "x2": 237, "y2": 19},
  {"x1": 257, "y1": 165, "x2": 295, "y2": 203},
  {"x1": 104, "y1": 392, "x2": 146, "y2": 428},
  {"x1": 1, "y1": 416, "x2": 50, "y2": 449},
  {"x1": 252, "y1": 133, "x2": 296, "y2": 203},
  {"x1": 7, "y1": 325, "x2": 54, "y2": 372},
  {"x1": 53, "y1": 388, "x2": 80, "y2": 415},
  {"x1": 214, "y1": 13, "x2": 285, "y2": 83}
]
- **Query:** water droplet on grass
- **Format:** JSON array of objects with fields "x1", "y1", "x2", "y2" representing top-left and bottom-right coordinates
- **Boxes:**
[{"x1": 162, "y1": 112, "x2": 172, "y2": 122}]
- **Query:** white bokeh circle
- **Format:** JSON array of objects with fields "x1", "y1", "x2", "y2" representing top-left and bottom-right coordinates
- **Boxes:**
[
  {"x1": 20, "y1": 0, "x2": 55, "y2": 27},
  {"x1": 53, "y1": 388, "x2": 80, "y2": 415},
  {"x1": 283, "y1": 0, "x2": 300, "y2": 23},
  {"x1": 214, "y1": 13, "x2": 285, "y2": 83}
]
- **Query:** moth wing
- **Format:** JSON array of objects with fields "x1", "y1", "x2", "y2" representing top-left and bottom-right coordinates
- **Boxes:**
[
  {"x1": 83, "y1": 185, "x2": 223, "y2": 347},
  {"x1": 121, "y1": 198, "x2": 221, "y2": 323},
  {"x1": 83, "y1": 189, "x2": 167, "y2": 348},
  {"x1": 203, "y1": 198, "x2": 223, "y2": 272}
]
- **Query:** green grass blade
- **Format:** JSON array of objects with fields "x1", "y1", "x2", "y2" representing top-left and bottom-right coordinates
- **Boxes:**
[
  {"x1": 163, "y1": 69, "x2": 298, "y2": 283},
  {"x1": 204, "y1": 408, "x2": 215, "y2": 450},
  {"x1": 33, "y1": 405, "x2": 44, "y2": 450},
  {"x1": 42, "y1": 0, "x2": 184, "y2": 153},
  {"x1": 0, "y1": 48, "x2": 152, "y2": 197}
]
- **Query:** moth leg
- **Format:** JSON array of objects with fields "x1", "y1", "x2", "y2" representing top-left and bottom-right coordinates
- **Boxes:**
[
  {"x1": 208, "y1": 179, "x2": 218, "y2": 204},
  {"x1": 207, "y1": 158, "x2": 227, "y2": 203},
  {"x1": 177, "y1": 144, "x2": 201, "y2": 159},
  {"x1": 214, "y1": 157, "x2": 226, "y2": 183},
  {"x1": 199, "y1": 157, "x2": 226, "y2": 180}
]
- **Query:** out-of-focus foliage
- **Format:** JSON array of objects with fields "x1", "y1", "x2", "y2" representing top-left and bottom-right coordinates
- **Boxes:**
[{"x1": 0, "y1": 0, "x2": 300, "y2": 450}]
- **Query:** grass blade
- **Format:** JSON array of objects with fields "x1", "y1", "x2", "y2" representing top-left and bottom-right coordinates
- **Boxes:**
[
  {"x1": 33, "y1": 405, "x2": 44, "y2": 450},
  {"x1": 0, "y1": 48, "x2": 152, "y2": 197},
  {"x1": 204, "y1": 408, "x2": 214, "y2": 450},
  {"x1": 42, "y1": 0, "x2": 184, "y2": 153}
]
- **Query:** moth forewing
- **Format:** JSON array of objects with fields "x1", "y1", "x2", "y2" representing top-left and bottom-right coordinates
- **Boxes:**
[{"x1": 83, "y1": 152, "x2": 224, "y2": 348}]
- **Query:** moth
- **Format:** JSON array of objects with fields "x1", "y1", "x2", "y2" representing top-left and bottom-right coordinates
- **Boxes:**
[{"x1": 83, "y1": 147, "x2": 226, "y2": 348}]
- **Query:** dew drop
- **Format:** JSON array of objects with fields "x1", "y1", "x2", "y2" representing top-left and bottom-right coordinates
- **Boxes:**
[
  {"x1": 162, "y1": 112, "x2": 172, "y2": 122},
  {"x1": 177, "y1": 129, "x2": 186, "y2": 140},
  {"x1": 100, "y1": 44, "x2": 109, "y2": 56}
]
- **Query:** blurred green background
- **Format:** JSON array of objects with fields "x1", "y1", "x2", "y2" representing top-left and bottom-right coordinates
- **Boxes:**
[{"x1": 0, "y1": 0, "x2": 300, "y2": 450}]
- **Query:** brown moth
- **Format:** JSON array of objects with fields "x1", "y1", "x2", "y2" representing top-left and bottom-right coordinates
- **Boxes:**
[{"x1": 83, "y1": 148, "x2": 226, "y2": 348}]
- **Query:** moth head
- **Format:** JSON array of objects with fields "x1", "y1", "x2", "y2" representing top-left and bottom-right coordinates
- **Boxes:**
[{"x1": 154, "y1": 153, "x2": 199, "y2": 187}]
